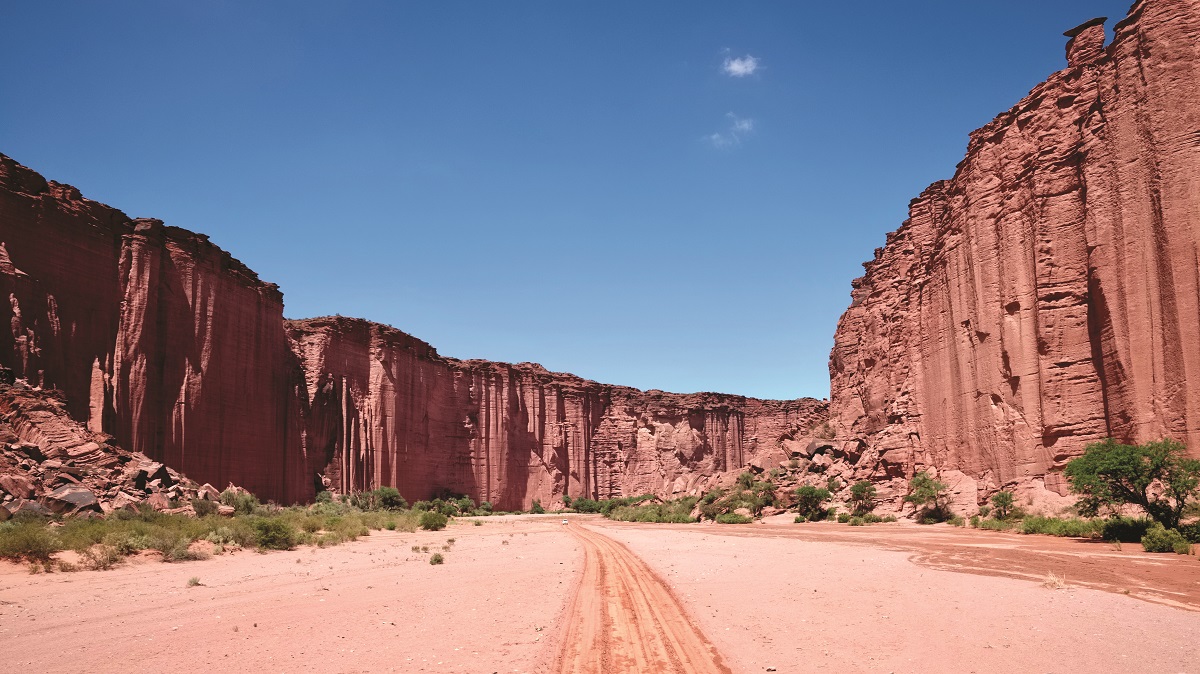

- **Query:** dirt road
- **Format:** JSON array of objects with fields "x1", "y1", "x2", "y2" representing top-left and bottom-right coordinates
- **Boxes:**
[{"x1": 554, "y1": 523, "x2": 730, "y2": 674}]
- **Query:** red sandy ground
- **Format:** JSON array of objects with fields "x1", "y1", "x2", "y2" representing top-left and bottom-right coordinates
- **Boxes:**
[{"x1": 2, "y1": 515, "x2": 1199, "y2": 673}]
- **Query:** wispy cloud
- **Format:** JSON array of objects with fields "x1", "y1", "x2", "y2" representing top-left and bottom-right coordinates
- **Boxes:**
[
  {"x1": 721, "y1": 52, "x2": 759, "y2": 77},
  {"x1": 706, "y1": 113, "x2": 755, "y2": 148}
]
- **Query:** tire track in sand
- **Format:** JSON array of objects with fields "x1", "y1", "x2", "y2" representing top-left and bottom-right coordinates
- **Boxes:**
[{"x1": 555, "y1": 523, "x2": 731, "y2": 674}]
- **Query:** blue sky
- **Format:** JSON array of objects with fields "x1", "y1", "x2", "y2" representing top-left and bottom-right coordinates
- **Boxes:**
[{"x1": 0, "y1": 1, "x2": 1132, "y2": 400}]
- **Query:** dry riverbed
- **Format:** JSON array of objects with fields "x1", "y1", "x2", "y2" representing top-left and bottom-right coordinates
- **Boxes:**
[{"x1": 2, "y1": 515, "x2": 1198, "y2": 673}]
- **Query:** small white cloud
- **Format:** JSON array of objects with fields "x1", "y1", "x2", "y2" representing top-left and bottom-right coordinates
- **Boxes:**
[
  {"x1": 705, "y1": 113, "x2": 755, "y2": 148},
  {"x1": 722, "y1": 53, "x2": 759, "y2": 77}
]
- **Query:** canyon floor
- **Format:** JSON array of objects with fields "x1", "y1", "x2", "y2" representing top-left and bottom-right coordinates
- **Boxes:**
[{"x1": 1, "y1": 516, "x2": 1198, "y2": 674}]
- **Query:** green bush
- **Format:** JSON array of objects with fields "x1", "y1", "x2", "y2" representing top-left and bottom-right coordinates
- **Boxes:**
[
  {"x1": 1019, "y1": 516, "x2": 1104, "y2": 538},
  {"x1": 977, "y1": 518, "x2": 1016, "y2": 532},
  {"x1": 837, "y1": 512, "x2": 851, "y2": 524},
  {"x1": 429, "y1": 552, "x2": 444, "y2": 565},
  {"x1": 969, "y1": 515, "x2": 981, "y2": 528},
  {"x1": 991, "y1": 491, "x2": 1015, "y2": 519},
  {"x1": 794, "y1": 485, "x2": 831, "y2": 520},
  {"x1": 1102, "y1": 516, "x2": 1154, "y2": 543},
  {"x1": 905, "y1": 471, "x2": 949, "y2": 521},
  {"x1": 191, "y1": 499, "x2": 219, "y2": 517},
  {"x1": 375, "y1": 487, "x2": 407, "y2": 510},
  {"x1": 419, "y1": 511, "x2": 448, "y2": 531},
  {"x1": 947, "y1": 514, "x2": 965, "y2": 527},
  {"x1": 220, "y1": 488, "x2": 260, "y2": 515},
  {"x1": 606, "y1": 497, "x2": 696, "y2": 523},
  {"x1": 849, "y1": 481, "x2": 877, "y2": 515},
  {"x1": 530, "y1": 500, "x2": 545, "y2": 515},
  {"x1": 0, "y1": 519, "x2": 60, "y2": 562},
  {"x1": 1141, "y1": 523, "x2": 1191, "y2": 553},
  {"x1": 251, "y1": 518, "x2": 299, "y2": 550},
  {"x1": 716, "y1": 513, "x2": 753, "y2": 524},
  {"x1": 793, "y1": 515, "x2": 807, "y2": 523},
  {"x1": 571, "y1": 498, "x2": 602, "y2": 513},
  {"x1": 848, "y1": 516, "x2": 864, "y2": 526}
]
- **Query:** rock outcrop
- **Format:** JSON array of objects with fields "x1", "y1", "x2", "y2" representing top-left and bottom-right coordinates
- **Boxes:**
[
  {"x1": 0, "y1": 376, "x2": 229, "y2": 519},
  {"x1": 288, "y1": 317, "x2": 826, "y2": 510},
  {"x1": 0, "y1": 153, "x2": 826, "y2": 508},
  {"x1": 830, "y1": 0, "x2": 1200, "y2": 510},
  {"x1": 0, "y1": 153, "x2": 317, "y2": 503}
]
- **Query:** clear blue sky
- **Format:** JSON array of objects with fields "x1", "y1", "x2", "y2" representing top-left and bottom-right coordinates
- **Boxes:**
[{"x1": 0, "y1": 1, "x2": 1132, "y2": 400}]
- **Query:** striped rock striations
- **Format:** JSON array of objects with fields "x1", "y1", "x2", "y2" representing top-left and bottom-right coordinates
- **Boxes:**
[
  {"x1": 0, "y1": 153, "x2": 317, "y2": 503},
  {"x1": 0, "y1": 154, "x2": 826, "y2": 508},
  {"x1": 830, "y1": 0, "x2": 1200, "y2": 510},
  {"x1": 288, "y1": 317, "x2": 826, "y2": 510}
]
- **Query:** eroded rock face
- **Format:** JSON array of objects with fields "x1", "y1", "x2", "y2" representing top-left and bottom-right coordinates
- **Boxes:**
[
  {"x1": 830, "y1": 0, "x2": 1200, "y2": 505},
  {"x1": 288, "y1": 317, "x2": 827, "y2": 510},
  {"x1": 0, "y1": 154, "x2": 316, "y2": 503},
  {"x1": 0, "y1": 153, "x2": 827, "y2": 507}
]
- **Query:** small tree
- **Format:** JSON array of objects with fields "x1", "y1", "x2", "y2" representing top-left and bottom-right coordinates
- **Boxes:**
[
  {"x1": 1064, "y1": 438, "x2": 1200, "y2": 529},
  {"x1": 794, "y1": 485, "x2": 831, "y2": 520},
  {"x1": 905, "y1": 471, "x2": 948, "y2": 521},
  {"x1": 990, "y1": 490, "x2": 1015, "y2": 519},
  {"x1": 849, "y1": 480, "x2": 877, "y2": 516},
  {"x1": 376, "y1": 487, "x2": 407, "y2": 510},
  {"x1": 530, "y1": 500, "x2": 546, "y2": 515}
]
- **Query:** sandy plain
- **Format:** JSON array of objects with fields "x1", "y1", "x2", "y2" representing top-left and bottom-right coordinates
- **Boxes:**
[{"x1": 2, "y1": 514, "x2": 1198, "y2": 673}]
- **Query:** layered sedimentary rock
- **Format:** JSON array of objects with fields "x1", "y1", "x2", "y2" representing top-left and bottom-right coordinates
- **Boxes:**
[
  {"x1": 288, "y1": 317, "x2": 827, "y2": 510},
  {"x1": 0, "y1": 153, "x2": 826, "y2": 508},
  {"x1": 0, "y1": 153, "x2": 316, "y2": 502},
  {"x1": 830, "y1": 0, "x2": 1200, "y2": 509}
]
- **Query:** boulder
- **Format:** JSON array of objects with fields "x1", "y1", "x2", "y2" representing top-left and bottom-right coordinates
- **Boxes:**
[
  {"x1": 0, "y1": 474, "x2": 35, "y2": 499},
  {"x1": 44, "y1": 485, "x2": 101, "y2": 515}
]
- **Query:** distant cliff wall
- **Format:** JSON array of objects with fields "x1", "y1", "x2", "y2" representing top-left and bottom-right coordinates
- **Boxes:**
[
  {"x1": 830, "y1": 0, "x2": 1200, "y2": 508},
  {"x1": 288, "y1": 317, "x2": 826, "y2": 510}
]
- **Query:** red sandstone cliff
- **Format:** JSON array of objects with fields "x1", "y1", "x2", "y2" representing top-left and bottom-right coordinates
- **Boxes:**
[
  {"x1": 0, "y1": 153, "x2": 317, "y2": 503},
  {"x1": 830, "y1": 0, "x2": 1200, "y2": 511},
  {"x1": 287, "y1": 317, "x2": 826, "y2": 510},
  {"x1": 0, "y1": 153, "x2": 826, "y2": 508}
]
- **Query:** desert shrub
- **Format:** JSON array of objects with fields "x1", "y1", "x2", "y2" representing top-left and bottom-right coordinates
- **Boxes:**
[
  {"x1": 1019, "y1": 516, "x2": 1104, "y2": 538},
  {"x1": 1178, "y1": 522, "x2": 1200, "y2": 543},
  {"x1": 220, "y1": 489, "x2": 260, "y2": 516},
  {"x1": 991, "y1": 491, "x2": 1016, "y2": 519},
  {"x1": 978, "y1": 505, "x2": 992, "y2": 518},
  {"x1": 849, "y1": 481, "x2": 877, "y2": 515},
  {"x1": 419, "y1": 511, "x2": 448, "y2": 531},
  {"x1": 571, "y1": 498, "x2": 602, "y2": 513},
  {"x1": 837, "y1": 512, "x2": 851, "y2": 524},
  {"x1": 0, "y1": 519, "x2": 60, "y2": 562},
  {"x1": 969, "y1": 515, "x2": 981, "y2": 528},
  {"x1": 315, "y1": 490, "x2": 334, "y2": 504},
  {"x1": 1102, "y1": 516, "x2": 1154, "y2": 543},
  {"x1": 825, "y1": 509, "x2": 838, "y2": 521},
  {"x1": 191, "y1": 499, "x2": 219, "y2": 517},
  {"x1": 794, "y1": 515, "x2": 807, "y2": 523},
  {"x1": 947, "y1": 514, "x2": 965, "y2": 527},
  {"x1": 82, "y1": 544, "x2": 122, "y2": 570},
  {"x1": 530, "y1": 500, "x2": 545, "y2": 515},
  {"x1": 848, "y1": 516, "x2": 865, "y2": 526},
  {"x1": 251, "y1": 518, "x2": 299, "y2": 550},
  {"x1": 862, "y1": 513, "x2": 884, "y2": 524},
  {"x1": 881, "y1": 515, "x2": 897, "y2": 523},
  {"x1": 736, "y1": 472, "x2": 756, "y2": 490},
  {"x1": 977, "y1": 518, "x2": 1016, "y2": 532},
  {"x1": 905, "y1": 472, "x2": 949, "y2": 522},
  {"x1": 716, "y1": 513, "x2": 753, "y2": 524},
  {"x1": 477, "y1": 501, "x2": 493, "y2": 515},
  {"x1": 794, "y1": 486, "x2": 831, "y2": 520},
  {"x1": 375, "y1": 487, "x2": 407, "y2": 510},
  {"x1": 429, "y1": 552, "x2": 444, "y2": 565},
  {"x1": 606, "y1": 497, "x2": 696, "y2": 524},
  {"x1": 1141, "y1": 523, "x2": 1191, "y2": 553}
]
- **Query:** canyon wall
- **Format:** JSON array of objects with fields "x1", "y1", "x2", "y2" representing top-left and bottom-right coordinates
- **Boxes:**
[
  {"x1": 0, "y1": 153, "x2": 825, "y2": 508},
  {"x1": 0, "y1": 153, "x2": 318, "y2": 503},
  {"x1": 288, "y1": 317, "x2": 826, "y2": 511},
  {"x1": 830, "y1": 0, "x2": 1200, "y2": 509}
]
